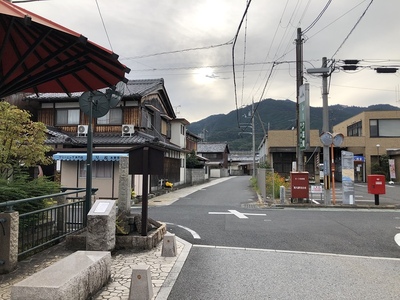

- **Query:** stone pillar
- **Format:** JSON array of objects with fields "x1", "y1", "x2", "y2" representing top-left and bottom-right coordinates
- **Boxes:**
[
  {"x1": 56, "y1": 195, "x2": 68, "y2": 232},
  {"x1": 0, "y1": 211, "x2": 19, "y2": 274},
  {"x1": 86, "y1": 200, "x2": 116, "y2": 251},
  {"x1": 118, "y1": 156, "x2": 131, "y2": 213}
]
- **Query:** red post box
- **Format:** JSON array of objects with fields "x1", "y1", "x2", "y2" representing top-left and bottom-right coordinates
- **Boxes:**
[
  {"x1": 290, "y1": 172, "x2": 309, "y2": 201},
  {"x1": 367, "y1": 175, "x2": 386, "y2": 194},
  {"x1": 367, "y1": 174, "x2": 385, "y2": 205}
]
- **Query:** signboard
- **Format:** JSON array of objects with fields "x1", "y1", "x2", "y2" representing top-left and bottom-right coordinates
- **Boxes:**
[
  {"x1": 290, "y1": 172, "x2": 309, "y2": 199},
  {"x1": 299, "y1": 83, "x2": 310, "y2": 151},
  {"x1": 389, "y1": 159, "x2": 396, "y2": 179},
  {"x1": 341, "y1": 151, "x2": 355, "y2": 204}
]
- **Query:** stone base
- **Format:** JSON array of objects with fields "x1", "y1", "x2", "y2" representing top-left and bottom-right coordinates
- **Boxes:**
[{"x1": 65, "y1": 223, "x2": 166, "y2": 251}]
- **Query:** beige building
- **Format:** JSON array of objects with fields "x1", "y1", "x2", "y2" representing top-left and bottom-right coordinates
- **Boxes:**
[
  {"x1": 333, "y1": 110, "x2": 400, "y2": 181},
  {"x1": 261, "y1": 110, "x2": 400, "y2": 183}
]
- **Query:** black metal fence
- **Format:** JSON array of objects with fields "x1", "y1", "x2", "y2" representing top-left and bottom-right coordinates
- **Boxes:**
[
  {"x1": 0, "y1": 188, "x2": 96, "y2": 259},
  {"x1": 18, "y1": 198, "x2": 86, "y2": 257}
]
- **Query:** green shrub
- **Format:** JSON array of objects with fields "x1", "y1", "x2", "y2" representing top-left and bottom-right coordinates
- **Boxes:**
[
  {"x1": 266, "y1": 171, "x2": 289, "y2": 199},
  {"x1": 0, "y1": 171, "x2": 60, "y2": 213}
]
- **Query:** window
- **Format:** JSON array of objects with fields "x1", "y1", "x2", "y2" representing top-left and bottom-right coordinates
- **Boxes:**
[
  {"x1": 97, "y1": 108, "x2": 122, "y2": 125},
  {"x1": 161, "y1": 119, "x2": 168, "y2": 135},
  {"x1": 369, "y1": 120, "x2": 378, "y2": 137},
  {"x1": 347, "y1": 121, "x2": 362, "y2": 136},
  {"x1": 370, "y1": 119, "x2": 400, "y2": 137},
  {"x1": 79, "y1": 161, "x2": 112, "y2": 178},
  {"x1": 145, "y1": 110, "x2": 154, "y2": 129},
  {"x1": 56, "y1": 109, "x2": 80, "y2": 125}
]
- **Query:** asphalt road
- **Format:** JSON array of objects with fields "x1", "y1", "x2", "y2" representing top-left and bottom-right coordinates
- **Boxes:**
[
  {"x1": 141, "y1": 176, "x2": 400, "y2": 299},
  {"x1": 147, "y1": 176, "x2": 400, "y2": 258}
]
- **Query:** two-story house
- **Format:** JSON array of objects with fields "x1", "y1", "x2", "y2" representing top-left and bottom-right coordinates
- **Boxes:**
[
  {"x1": 197, "y1": 142, "x2": 230, "y2": 178},
  {"x1": 25, "y1": 78, "x2": 188, "y2": 198}
]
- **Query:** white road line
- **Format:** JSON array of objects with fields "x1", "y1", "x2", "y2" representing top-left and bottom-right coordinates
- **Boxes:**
[
  {"x1": 193, "y1": 244, "x2": 400, "y2": 261},
  {"x1": 165, "y1": 222, "x2": 201, "y2": 239},
  {"x1": 395, "y1": 233, "x2": 400, "y2": 247}
]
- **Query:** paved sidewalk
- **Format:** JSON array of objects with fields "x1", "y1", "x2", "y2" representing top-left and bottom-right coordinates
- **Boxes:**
[{"x1": 0, "y1": 178, "x2": 231, "y2": 300}]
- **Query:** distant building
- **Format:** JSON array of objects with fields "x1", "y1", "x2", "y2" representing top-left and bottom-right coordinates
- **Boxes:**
[
  {"x1": 229, "y1": 151, "x2": 259, "y2": 176},
  {"x1": 197, "y1": 142, "x2": 230, "y2": 177},
  {"x1": 259, "y1": 110, "x2": 400, "y2": 183}
]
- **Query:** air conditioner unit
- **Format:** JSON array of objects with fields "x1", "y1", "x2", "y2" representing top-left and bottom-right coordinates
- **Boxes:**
[
  {"x1": 77, "y1": 125, "x2": 88, "y2": 136},
  {"x1": 122, "y1": 124, "x2": 135, "y2": 136}
]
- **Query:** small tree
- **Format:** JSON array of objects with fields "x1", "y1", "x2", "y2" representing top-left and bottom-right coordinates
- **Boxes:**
[
  {"x1": 371, "y1": 154, "x2": 389, "y2": 180},
  {"x1": 0, "y1": 101, "x2": 52, "y2": 179},
  {"x1": 186, "y1": 150, "x2": 203, "y2": 168}
]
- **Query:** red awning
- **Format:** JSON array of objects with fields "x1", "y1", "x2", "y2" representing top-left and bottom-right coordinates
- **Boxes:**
[{"x1": 0, "y1": 0, "x2": 130, "y2": 98}]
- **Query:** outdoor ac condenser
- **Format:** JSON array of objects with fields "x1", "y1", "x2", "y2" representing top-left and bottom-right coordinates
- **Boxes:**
[
  {"x1": 122, "y1": 124, "x2": 135, "y2": 136},
  {"x1": 77, "y1": 125, "x2": 88, "y2": 136}
]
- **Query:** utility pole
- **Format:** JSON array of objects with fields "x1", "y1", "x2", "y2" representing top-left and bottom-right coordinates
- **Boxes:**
[
  {"x1": 307, "y1": 57, "x2": 331, "y2": 204},
  {"x1": 321, "y1": 57, "x2": 331, "y2": 205},
  {"x1": 296, "y1": 28, "x2": 304, "y2": 171},
  {"x1": 252, "y1": 99, "x2": 256, "y2": 177}
]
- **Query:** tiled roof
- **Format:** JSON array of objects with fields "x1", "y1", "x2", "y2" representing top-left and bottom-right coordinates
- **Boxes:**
[
  {"x1": 46, "y1": 127, "x2": 182, "y2": 151},
  {"x1": 26, "y1": 79, "x2": 165, "y2": 99},
  {"x1": 126, "y1": 79, "x2": 164, "y2": 96},
  {"x1": 197, "y1": 142, "x2": 229, "y2": 153}
]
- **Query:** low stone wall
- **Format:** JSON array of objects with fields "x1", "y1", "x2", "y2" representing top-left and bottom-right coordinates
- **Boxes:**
[
  {"x1": 66, "y1": 223, "x2": 166, "y2": 251},
  {"x1": 116, "y1": 223, "x2": 166, "y2": 250},
  {"x1": 186, "y1": 168, "x2": 206, "y2": 185}
]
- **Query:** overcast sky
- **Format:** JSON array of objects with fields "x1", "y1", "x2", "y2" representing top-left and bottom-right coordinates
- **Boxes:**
[{"x1": 18, "y1": 0, "x2": 400, "y2": 123}]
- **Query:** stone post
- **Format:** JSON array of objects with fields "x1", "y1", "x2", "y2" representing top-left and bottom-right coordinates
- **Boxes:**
[
  {"x1": 56, "y1": 195, "x2": 68, "y2": 232},
  {"x1": 118, "y1": 156, "x2": 131, "y2": 213},
  {"x1": 0, "y1": 211, "x2": 19, "y2": 274},
  {"x1": 128, "y1": 265, "x2": 153, "y2": 300},
  {"x1": 86, "y1": 200, "x2": 116, "y2": 251}
]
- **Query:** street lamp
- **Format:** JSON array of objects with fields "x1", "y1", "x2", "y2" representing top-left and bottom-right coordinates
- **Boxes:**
[
  {"x1": 307, "y1": 57, "x2": 331, "y2": 205},
  {"x1": 376, "y1": 144, "x2": 380, "y2": 166}
]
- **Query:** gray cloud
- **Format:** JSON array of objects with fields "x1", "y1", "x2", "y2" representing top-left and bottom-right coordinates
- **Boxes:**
[{"x1": 20, "y1": 0, "x2": 400, "y2": 122}]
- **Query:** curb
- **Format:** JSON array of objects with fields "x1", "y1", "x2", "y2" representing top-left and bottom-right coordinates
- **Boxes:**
[{"x1": 155, "y1": 237, "x2": 192, "y2": 300}]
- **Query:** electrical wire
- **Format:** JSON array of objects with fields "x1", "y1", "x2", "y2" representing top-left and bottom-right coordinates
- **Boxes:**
[
  {"x1": 122, "y1": 40, "x2": 234, "y2": 60},
  {"x1": 231, "y1": 0, "x2": 253, "y2": 127},
  {"x1": 240, "y1": 1, "x2": 250, "y2": 109},
  {"x1": 95, "y1": 0, "x2": 113, "y2": 52},
  {"x1": 303, "y1": 0, "x2": 332, "y2": 34},
  {"x1": 331, "y1": 0, "x2": 374, "y2": 59}
]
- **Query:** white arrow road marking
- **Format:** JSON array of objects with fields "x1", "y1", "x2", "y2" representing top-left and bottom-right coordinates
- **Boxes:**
[
  {"x1": 165, "y1": 222, "x2": 201, "y2": 239},
  {"x1": 208, "y1": 210, "x2": 267, "y2": 219},
  {"x1": 228, "y1": 210, "x2": 248, "y2": 219}
]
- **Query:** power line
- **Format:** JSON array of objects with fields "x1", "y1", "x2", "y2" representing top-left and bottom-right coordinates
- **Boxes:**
[
  {"x1": 121, "y1": 40, "x2": 233, "y2": 60},
  {"x1": 331, "y1": 0, "x2": 374, "y2": 58},
  {"x1": 240, "y1": 0, "x2": 250, "y2": 108},
  {"x1": 303, "y1": 0, "x2": 332, "y2": 34},
  {"x1": 95, "y1": 0, "x2": 113, "y2": 52},
  {"x1": 231, "y1": 0, "x2": 253, "y2": 127}
]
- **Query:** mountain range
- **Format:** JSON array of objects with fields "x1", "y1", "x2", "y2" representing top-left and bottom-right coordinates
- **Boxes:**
[{"x1": 187, "y1": 99, "x2": 400, "y2": 151}]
